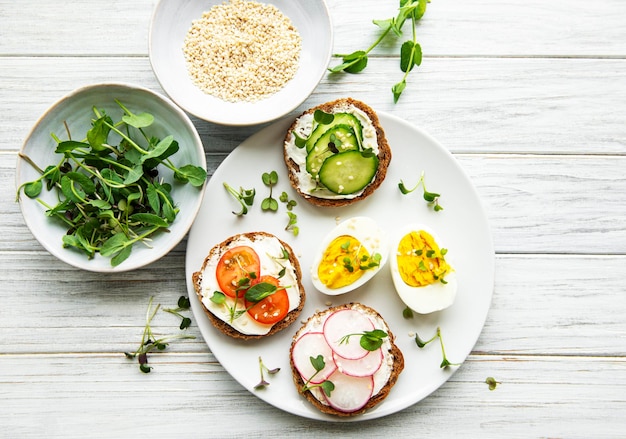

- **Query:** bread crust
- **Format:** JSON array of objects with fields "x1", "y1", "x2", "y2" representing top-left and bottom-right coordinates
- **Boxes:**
[
  {"x1": 289, "y1": 303, "x2": 404, "y2": 417},
  {"x1": 192, "y1": 231, "x2": 305, "y2": 340},
  {"x1": 283, "y1": 98, "x2": 391, "y2": 207}
]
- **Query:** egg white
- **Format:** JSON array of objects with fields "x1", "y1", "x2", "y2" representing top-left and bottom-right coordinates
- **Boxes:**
[
  {"x1": 311, "y1": 217, "x2": 389, "y2": 296},
  {"x1": 389, "y1": 223, "x2": 457, "y2": 314}
]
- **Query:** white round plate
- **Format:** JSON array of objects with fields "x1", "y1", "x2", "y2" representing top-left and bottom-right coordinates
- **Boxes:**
[
  {"x1": 149, "y1": 0, "x2": 333, "y2": 126},
  {"x1": 185, "y1": 112, "x2": 495, "y2": 421}
]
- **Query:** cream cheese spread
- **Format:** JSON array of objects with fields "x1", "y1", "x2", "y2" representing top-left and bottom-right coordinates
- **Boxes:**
[{"x1": 199, "y1": 234, "x2": 301, "y2": 335}]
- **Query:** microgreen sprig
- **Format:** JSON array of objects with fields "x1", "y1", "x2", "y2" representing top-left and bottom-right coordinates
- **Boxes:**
[
  {"x1": 485, "y1": 376, "x2": 501, "y2": 391},
  {"x1": 328, "y1": 0, "x2": 430, "y2": 103},
  {"x1": 414, "y1": 326, "x2": 459, "y2": 369},
  {"x1": 261, "y1": 171, "x2": 279, "y2": 211},
  {"x1": 338, "y1": 329, "x2": 388, "y2": 351},
  {"x1": 163, "y1": 295, "x2": 193, "y2": 330},
  {"x1": 223, "y1": 182, "x2": 255, "y2": 216},
  {"x1": 124, "y1": 296, "x2": 196, "y2": 373},
  {"x1": 279, "y1": 191, "x2": 299, "y2": 236},
  {"x1": 340, "y1": 240, "x2": 382, "y2": 273},
  {"x1": 254, "y1": 356, "x2": 281, "y2": 390},
  {"x1": 399, "y1": 171, "x2": 443, "y2": 211},
  {"x1": 302, "y1": 355, "x2": 335, "y2": 397}
]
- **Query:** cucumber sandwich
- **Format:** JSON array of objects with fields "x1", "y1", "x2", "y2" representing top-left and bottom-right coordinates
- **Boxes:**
[{"x1": 283, "y1": 98, "x2": 391, "y2": 207}]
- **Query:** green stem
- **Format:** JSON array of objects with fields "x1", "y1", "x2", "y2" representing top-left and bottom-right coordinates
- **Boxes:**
[{"x1": 104, "y1": 120, "x2": 149, "y2": 155}]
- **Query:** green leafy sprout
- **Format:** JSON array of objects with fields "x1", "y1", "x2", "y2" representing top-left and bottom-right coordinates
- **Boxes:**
[
  {"x1": 261, "y1": 171, "x2": 279, "y2": 211},
  {"x1": 338, "y1": 329, "x2": 389, "y2": 351},
  {"x1": 340, "y1": 240, "x2": 382, "y2": 273},
  {"x1": 223, "y1": 182, "x2": 255, "y2": 216},
  {"x1": 414, "y1": 326, "x2": 459, "y2": 369},
  {"x1": 328, "y1": 0, "x2": 430, "y2": 103},
  {"x1": 221, "y1": 171, "x2": 300, "y2": 235},
  {"x1": 301, "y1": 355, "x2": 335, "y2": 397},
  {"x1": 254, "y1": 356, "x2": 281, "y2": 390},
  {"x1": 399, "y1": 171, "x2": 443, "y2": 211},
  {"x1": 402, "y1": 306, "x2": 414, "y2": 319},
  {"x1": 124, "y1": 296, "x2": 196, "y2": 373},
  {"x1": 163, "y1": 295, "x2": 193, "y2": 330},
  {"x1": 16, "y1": 100, "x2": 207, "y2": 266},
  {"x1": 279, "y1": 191, "x2": 299, "y2": 236},
  {"x1": 485, "y1": 376, "x2": 501, "y2": 391}
]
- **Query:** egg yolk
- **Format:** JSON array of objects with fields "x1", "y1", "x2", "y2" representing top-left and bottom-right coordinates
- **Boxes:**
[
  {"x1": 318, "y1": 235, "x2": 370, "y2": 289},
  {"x1": 396, "y1": 230, "x2": 451, "y2": 287}
]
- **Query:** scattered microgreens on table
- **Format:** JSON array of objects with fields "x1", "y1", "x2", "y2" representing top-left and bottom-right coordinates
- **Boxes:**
[
  {"x1": 338, "y1": 329, "x2": 388, "y2": 351},
  {"x1": 328, "y1": 0, "x2": 430, "y2": 103},
  {"x1": 163, "y1": 295, "x2": 193, "y2": 330},
  {"x1": 302, "y1": 355, "x2": 335, "y2": 397},
  {"x1": 223, "y1": 171, "x2": 299, "y2": 236},
  {"x1": 485, "y1": 376, "x2": 501, "y2": 391},
  {"x1": 16, "y1": 100, "x2": 207, "y2": 266},
  {"x1": 254, "y1": 356, "x2": 281, "y2": 390},
  {"x1": 399, "y1": 171, "x2": 443, "y2": 211},
  {"x1": 124, "y1": 296, "x2": 195, "y2": 373}
]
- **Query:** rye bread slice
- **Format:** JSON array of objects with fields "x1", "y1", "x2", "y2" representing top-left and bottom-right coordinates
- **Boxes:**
[
  {"x1": 289, "y1": 303, "x2": 404, "y2": 416},
  {"x1": 192, "y1": 231, "x2": 305, "y2": 340},
  {"x1": 283, "y1": 98, "x2": 391, "y2": 207}
]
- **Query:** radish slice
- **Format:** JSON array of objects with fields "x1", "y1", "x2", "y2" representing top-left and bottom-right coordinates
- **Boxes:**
[
  {"x1": 323, "y1": 370, "x2": 374, "y2": 413},
  {"x1": 291, "y1": 332, "x2": 337, "y2": 384},
  {"x1": 323, "y1": 309, "x2": 374, "y2": 360},
  {"x1": 332, "y1": 348, "x2": 383, "y2": 378}
]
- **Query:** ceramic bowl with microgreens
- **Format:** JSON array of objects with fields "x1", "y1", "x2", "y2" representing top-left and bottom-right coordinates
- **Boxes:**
[
  {"x1": 15, "y1": 83, "x2": 207, "y2": 273},
  {"x1": 149, "y1": 0, "x2": 333, "y2": 126}
]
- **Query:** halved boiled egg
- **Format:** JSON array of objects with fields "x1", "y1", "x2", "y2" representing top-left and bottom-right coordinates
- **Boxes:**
[
  {"x1": 389, "y1": 223, "x2": 457, "y2": 314},
  {"x1": 311, "y1": 217, "x2": 389, "y2": 296}
]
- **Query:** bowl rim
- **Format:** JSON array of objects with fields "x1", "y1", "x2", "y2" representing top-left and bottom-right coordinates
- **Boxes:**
[
  {"x1": 15, "y1": 81, "x2": 207, "y2": 272},
  {"x1": 148, "y1": 0, "x2": 334, "y2": 126}
]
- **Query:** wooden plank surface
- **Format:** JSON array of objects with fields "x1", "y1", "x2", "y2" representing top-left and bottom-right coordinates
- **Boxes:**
[
  {"x1": 2, "y1": 57, "x2": 626, "y2": 155},
  {"x1": 2, "y1": 0, "x2": 626, "y2": 56},
  {"x1": 1, "y1": 0, "x2": 625, "y2": 437}
]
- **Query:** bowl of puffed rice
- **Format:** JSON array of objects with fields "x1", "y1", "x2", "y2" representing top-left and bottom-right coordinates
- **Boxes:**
[{"x1": 149, "y1": 0, "x2": 333, "y2": 126}]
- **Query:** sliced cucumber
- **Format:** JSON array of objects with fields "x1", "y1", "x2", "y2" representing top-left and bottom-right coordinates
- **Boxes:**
[
  {"x1": 305, "y1": 124, "x2": 359, "y2": 177},
  {"x1": 305, "y1": 113, "x2": 363, "y2": 153},
  {"x1": 318, "y1": 150, "x2": 379, "y2": 195}
]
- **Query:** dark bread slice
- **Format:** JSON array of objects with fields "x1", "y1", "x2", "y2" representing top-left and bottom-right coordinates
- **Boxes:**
[
  {"x1": 283, "y1": 98, "x2": 391, "y2": 207},
  {"x1": 192, "y1": 231, "x2": 305, "y2": 340},
  {"x1": 289, "y1": 302, "x2": 404, "y2": 417}
]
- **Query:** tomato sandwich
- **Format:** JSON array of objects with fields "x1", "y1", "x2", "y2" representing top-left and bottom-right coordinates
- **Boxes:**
[{"x1": 192, "y1": 231, "x2": 306, "y2": 339}]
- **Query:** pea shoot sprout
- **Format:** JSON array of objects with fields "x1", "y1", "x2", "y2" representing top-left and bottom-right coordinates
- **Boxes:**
[{"x1": 124, "y1": 296, "x2": 195, "y2": 373}]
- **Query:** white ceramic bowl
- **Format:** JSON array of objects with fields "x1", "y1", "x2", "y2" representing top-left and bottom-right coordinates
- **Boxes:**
[
  {"x1": 149, "y1": 0, "x2": 333, "y2": 126},
  {"x1": 15, "y1": 83, "x2": 207, "y2": 272}
]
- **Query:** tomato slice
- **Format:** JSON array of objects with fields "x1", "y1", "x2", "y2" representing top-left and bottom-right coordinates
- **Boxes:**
[
  {"x1": 216, "y1": 246, "x2": 261, "y2": 298},
  {"x1": 246, "y1": 275, "x2": 290, "y2": 325}
]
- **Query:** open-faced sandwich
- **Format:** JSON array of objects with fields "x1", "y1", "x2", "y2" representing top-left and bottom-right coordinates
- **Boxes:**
[
  {"x1": 290, "y1": 303, "x2": 404, "y2": 416},
  {"x1": 283, "y1": 98, "x2": 391, "y2": 207},
  {"x1": 192, "y1": 231, "x2": 305, "y2": 339}
]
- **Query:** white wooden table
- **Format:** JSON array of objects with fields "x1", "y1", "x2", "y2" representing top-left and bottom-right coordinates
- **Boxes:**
[{"x1": 2, "y1": 0, "x2": 626, "y2": 437}]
